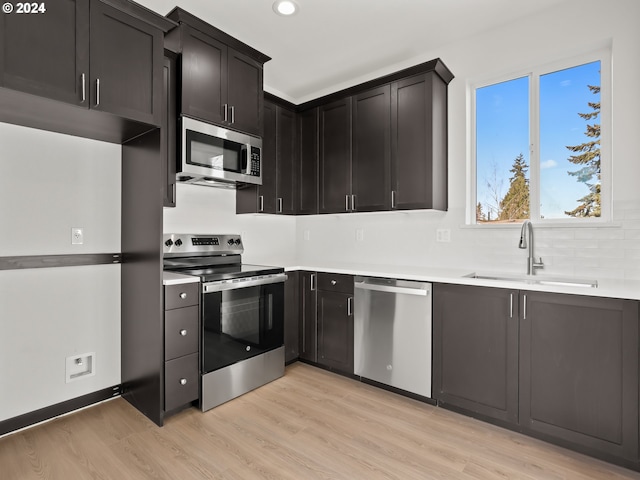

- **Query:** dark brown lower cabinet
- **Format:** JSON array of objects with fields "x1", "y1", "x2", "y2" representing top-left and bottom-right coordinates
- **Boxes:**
[
  {"x1": 317, "y1": 273, "x2": 354, "y2": 374},
  {"x1": 299, "y1": 271, "x2": 317, "y2": 362},
  {"x1": 519, "y1": 291, "x2": 639, "y2": 463},
  {"x1": 433, "y1": 284, "x2": 519, "y2": 425},
  {"x1": 283, "y1": 271, "x2": 299, "y2": 363},
  {"x1": 434, "y1": 283, "x2": 640, "y2": 467}
]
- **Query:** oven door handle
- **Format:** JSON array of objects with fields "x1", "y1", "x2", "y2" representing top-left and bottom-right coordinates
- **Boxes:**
[{"x1": 202, "y1": 273, "x2": 288, "y2": 293}]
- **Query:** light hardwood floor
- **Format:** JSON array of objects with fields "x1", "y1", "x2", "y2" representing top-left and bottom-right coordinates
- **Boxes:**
[{"x1": 2, "y1": 362, "x2": 639, "y2": 479}]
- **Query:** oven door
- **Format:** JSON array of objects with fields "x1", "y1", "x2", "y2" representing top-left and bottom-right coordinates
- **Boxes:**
[{"x1": 201, "y1": 276, "x2": 285, "y2": 374}]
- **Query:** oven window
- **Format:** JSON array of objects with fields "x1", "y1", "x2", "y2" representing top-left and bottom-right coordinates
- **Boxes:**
[
  {"x1": 202, "y1": 284, "x2": 284, "y2": 373},
  {"x1": 186, "y1": 130, "x2": 244, "y2": 173}
]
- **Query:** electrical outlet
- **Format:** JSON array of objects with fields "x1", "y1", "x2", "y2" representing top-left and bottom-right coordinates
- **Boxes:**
[
  {"x1": 436, "y1": 228, "x2": 451, "y2": 243},
  {"x1": 65, "y1": 352, "x2": 95, "y2": 382},
  {"x1": 303, "y1": 229, "x2": 311, "y2": 241},
  {"x1": 71, "y1": 227, "x2": 84, "y2": 245},
  {"x1": 356, "y1": 228, "x2": 364, "y2": 242}
]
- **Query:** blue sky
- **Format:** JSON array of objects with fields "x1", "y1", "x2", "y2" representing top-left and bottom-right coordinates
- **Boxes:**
[{"x1": 476, "y1": 61, "x2": 601, "y2": 220}]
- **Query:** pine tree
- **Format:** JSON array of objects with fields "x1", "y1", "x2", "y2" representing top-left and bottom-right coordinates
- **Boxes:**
[
  {"x1": 499, "y1": 153, "x2": 530, "y2": 221},
  {"x1": 476, "y1": 202, "x2": 486, "y2": 222},
  {"x1": 565, "y1": 84, "x2": 601, "y2": 217}
]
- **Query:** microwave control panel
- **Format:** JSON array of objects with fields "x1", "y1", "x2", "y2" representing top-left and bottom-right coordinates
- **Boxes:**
[{"x1": 250, "y1": 146, "x2": 261, "y2": 176}]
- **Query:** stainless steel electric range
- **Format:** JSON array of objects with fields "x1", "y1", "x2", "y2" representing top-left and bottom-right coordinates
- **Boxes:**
[{"x1": 163, "y1": 233, "x2": 287, "y2": 411}]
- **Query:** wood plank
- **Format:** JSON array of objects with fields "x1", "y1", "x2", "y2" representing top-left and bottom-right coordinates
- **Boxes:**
[{"x1": 1, "y1": 363, "x2": 639, "y2": 479}]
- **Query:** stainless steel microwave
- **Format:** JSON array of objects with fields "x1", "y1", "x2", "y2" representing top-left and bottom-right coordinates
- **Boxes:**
[{"x1": 178, "y1": 116, "x2": 262, "y2": 187}]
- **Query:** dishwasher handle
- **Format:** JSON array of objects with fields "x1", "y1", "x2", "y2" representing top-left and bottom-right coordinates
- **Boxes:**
[{"x1": 354, "y1": 280, "x2": 429, "y2": 296}]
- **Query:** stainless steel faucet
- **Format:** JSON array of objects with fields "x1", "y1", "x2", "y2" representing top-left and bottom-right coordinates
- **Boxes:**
[{"x1": 519, "y1": 220, "x2": 544, "y2": 275}]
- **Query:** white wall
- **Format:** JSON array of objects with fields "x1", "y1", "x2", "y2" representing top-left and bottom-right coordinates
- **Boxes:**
[
  {"x1": 296, "y1": 0, "x2": 640, "y2": 282},
  {"x1": 163, "y1": 184, "x2": 297, "y2": 266},
  {"x1": 0, "y1": 123, "x2": 121, "y2": 422}
]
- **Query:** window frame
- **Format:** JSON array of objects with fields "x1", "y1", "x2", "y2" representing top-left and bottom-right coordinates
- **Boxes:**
[{"x1": 468, "y1": 49, "x2": 612, "y2": 225}]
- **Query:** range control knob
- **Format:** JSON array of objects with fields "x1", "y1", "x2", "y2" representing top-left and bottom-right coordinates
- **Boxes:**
[
  {"x1": 174, "y1": 239, "x2": 183, "y2": 247},
  {"x1": 164, "y1": 239, "x2": 173, "y2": 247},
  {"x1": 234, "y1": 239, "x2": 241, "y2": 245},
  {"x1": 227, "y1": 239, "x2": 235, "y2": 246}
]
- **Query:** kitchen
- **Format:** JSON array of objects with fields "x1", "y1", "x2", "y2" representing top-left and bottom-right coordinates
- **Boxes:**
[{"x1": 1, "y1": 0, "x2": 640, "y2": 477}]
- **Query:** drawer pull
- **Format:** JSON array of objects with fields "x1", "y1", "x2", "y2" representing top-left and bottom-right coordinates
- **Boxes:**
[
  {"x1": 331, "y1": 280, "x2": 337, "y2": 285},
  {"x1": 179, "y1": 292, "x2": 187, "y2": 299},
  {"x1": 180, "y1": 378, "x2": 187, "y2": 386},
  {"x1": 180, "y1": 329, "x2": 187, "y2": 336}
]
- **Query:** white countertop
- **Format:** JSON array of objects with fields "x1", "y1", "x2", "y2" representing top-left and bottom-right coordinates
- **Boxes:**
[
  {"x1": 163, "y1": 271, "x2": 200, "y2": 286},
  {"x1": 285, "y1": 263, "x2": 640, "y2": 301}
]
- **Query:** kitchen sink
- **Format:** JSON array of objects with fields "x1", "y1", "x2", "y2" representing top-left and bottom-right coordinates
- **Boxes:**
[{"x1": 464, "y1": 272, "x2": 598, "y2": 288}]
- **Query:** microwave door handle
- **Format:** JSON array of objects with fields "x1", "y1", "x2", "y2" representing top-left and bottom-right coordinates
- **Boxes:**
[{"x1": 241, "y1": 146, "x2": 248, "y2": 173}]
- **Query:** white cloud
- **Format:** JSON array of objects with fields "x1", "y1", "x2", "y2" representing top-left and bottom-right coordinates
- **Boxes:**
[
  {"x1": 541, "y1": 159, "x2": 558, "y2": 169},
  {"x1": 560, "y1": 80, "x2": 572, "y2": 87}
]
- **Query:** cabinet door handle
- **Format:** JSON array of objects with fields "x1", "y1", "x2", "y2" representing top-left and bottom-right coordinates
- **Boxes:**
[
  {"x1": 310, "y1": 273, "x2": 316, "y2": 291},
  {"x1": 331, "y1": 280, "x2": 337, "y2": 285},
  {"x1": 223, "y1": 104, "x2": 228, "y2": 122},
  {"x1": 230, "y1": 105, "x2": 235, "y2": 124},
  {"x1": 510, "y1": 293, "x2": 513, "y2": 318},
  {"x1": 391, "y1": 190, "x2": 397, "y2": 209},
  {"x1": 258, "y1": 195, "x2": 264, "y2": 212},
  {"x1": 95, "y1": 78, "x2": 100, "y2": 106},
  {"x1": 345, "y1": 194, "x2": 350, "y2": 212},
  {"x1": 180, "y1": 378, "x2": 187, "y2": 386},
  {"x1": 277, "y1": 197, "x2": 283, "y2": 213},
  {"x1": 523, "y1": 294, "x2": 527, "y2": 319},
  {"x1": 180, "y1": 329, "x2": 187, "y2": 336},
  {"x1": 351, "y1": 195, "x2": 356, "y2": 211},
  {"x1": 347, "y1": 297, "x2": 353, "y2": 316},
  {"x1": 81, "y1": 74, "x2": 86, "y2": 103},
  {"x1": 179, "y1": 292, "x2": 187, "y2": 299}
]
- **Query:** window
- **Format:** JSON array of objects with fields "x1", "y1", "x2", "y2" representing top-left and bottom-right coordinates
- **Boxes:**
[{"x1": 472, "y1": 52, "x2": 610, "y2": 224}]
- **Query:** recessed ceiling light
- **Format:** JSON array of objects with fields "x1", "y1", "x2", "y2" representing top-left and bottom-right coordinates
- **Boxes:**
[{"x1": 273, "y1": 0, "x2": 298, "y2": 16}]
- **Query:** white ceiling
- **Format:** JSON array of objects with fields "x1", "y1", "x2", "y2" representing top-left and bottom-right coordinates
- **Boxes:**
[{"x1": 135, "y1": 0, "x2": 571, "y2": 104}]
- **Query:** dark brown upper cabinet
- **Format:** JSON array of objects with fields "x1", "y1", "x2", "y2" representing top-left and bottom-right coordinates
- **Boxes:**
[
  {"x1": 162, "y1": 50, "x2": 178, "y2": 208},
  {"x1": 166, "y1": 8, "x2": 270, "y2": 138},
  {"x1": 236, "y1": 96, "x2": 297, "y2": 214},
  {"x1": 0, "y1": 0, "x2": 88, "y2": 105},
  {"x1": 297, "y1": 108, "x2": 319, "y2": 215},
  {"x1": 352, "y1": 85, "x2": 391, "y2": 212},
  {"x1": 0, "y1": 0, "x2": 171, "y2": 142},
  {"x1": 391, "y1": 72, "x2": 448, "y2": 210},
  {"x1": 318, "y1": 98, "x2": 352, "y2": 214},
  {"x1": 90, "y1": 0, "x2": 163, "y2": 125}
]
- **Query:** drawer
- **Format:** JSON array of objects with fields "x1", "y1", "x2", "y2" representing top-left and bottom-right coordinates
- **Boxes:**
[
  {"x1": 165, "y1": 353, "x2": 199, "y2": 412},
  {"x1": 317, "y1": 272, "x2": 354, "y2": 294},
  {"x1": 165, "y1": 306, "x2": 199, "y2": 361},
  {"x1": 165, "y1": 282, "x2": 199, "y2": 310}
]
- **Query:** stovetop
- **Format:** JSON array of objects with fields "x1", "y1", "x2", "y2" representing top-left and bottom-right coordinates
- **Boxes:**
[
  {"x1": 162, "y1": 233, "x2": 283, "y2": 283},
  {"x1": 171, "y1": 263, "x2": 285, "y2": 283}
]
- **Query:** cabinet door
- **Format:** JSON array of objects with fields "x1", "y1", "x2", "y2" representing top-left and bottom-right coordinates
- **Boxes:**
[
  {"x1": 257, "y1": 101, "x2": 278, "y2": 213},
  {"x1": 319, "y1": 98, "x2": 351, "y2": 214},
  {"x1": 90, "y1": 0, "x2": 162, "y2": 125},
  {"x1": 391, "y1": 73, "x2": 447, "y2": 210},
  {"x1": 519, "y1": 292, "x2": 639, "y2": 462},
  {"x1": 162, "y1": 51, "x2": 177, "y2": 207},
  {"x1": 297, "y1": 108, "x2": 318, "y2": 215},
  {"x1": 0, "y1": 0, "x2": 89, "y2": 105},
  {"x1": 180, "y1": 25, "x2": 227, "y2": 126},
  {"x1": 227, "y1": 48, "x2": 263, "y2": 137},
  {"x1": 283, "y1": 271, "x2": 300, "y2": 363},
  {"x1": 276, "y1": 105, "x2": 297, "y2": 214},
  {"x1": 433, "y1": 284, "x2": 519, "y2": 424},
  {"x1": 317, "y1": 290, "x2": 354, "y2": 374},
  {"x1": 352, "y1": 85, "x2": 391, "y2": 211},
  {"x1": 299, "y1": 271, "x2": 317, "y2": 362}
]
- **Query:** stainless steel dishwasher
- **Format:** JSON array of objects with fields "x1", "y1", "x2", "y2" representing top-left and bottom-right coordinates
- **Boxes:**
[{"x1": 354, "y1": 276, "x2": 432, "y2": 398}]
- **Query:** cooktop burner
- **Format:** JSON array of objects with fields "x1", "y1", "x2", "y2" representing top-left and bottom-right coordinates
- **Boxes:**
[{"x1": 162, "y1": 233, "x2": 284, "y2": 282}]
